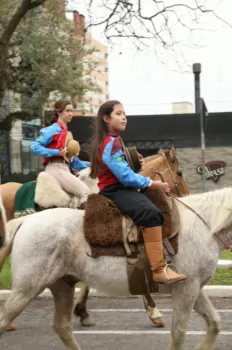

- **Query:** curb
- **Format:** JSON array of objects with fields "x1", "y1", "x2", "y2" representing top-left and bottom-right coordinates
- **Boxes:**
[
  {"x1": 0, "y1": 260, "x2": 231, "y2": 301},
  {"x1": 1, "y1": 286, "x2": 232, "y2": 301}
]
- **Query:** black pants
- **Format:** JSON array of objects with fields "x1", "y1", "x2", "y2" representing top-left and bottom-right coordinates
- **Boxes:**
[{"x1": 99, "y1": 184, "x2": 164, "y2": 228}]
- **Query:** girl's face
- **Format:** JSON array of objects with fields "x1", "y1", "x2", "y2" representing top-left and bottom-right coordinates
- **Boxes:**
[
  {"x1": 58, "y1": 104, "x2": 73, "y2": 124},
  {"x1": 104, "y1": 104, "x2": 127, "y2": 133}
]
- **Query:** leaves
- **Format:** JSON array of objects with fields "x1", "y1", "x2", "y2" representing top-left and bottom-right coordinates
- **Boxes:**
[{"x1": 0, "y1": 0, "x2": 100, "y2": 130}]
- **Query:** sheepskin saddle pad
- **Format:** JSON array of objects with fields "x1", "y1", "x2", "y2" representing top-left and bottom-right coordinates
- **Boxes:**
[
  {"x1": 35, "y1": 172, "x2": 80, "y2": 209},
  {"x1": 83, "y1": 187, "x2": 180, "y2": 258}
]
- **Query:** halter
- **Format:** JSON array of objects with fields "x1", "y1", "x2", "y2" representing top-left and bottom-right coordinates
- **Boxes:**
[
  {"x1": 149, "y1": 153, "x2": 181, "y2": 197},
  {"x1": 148, "y1": 167, "x2": 210, "y2": 230}
]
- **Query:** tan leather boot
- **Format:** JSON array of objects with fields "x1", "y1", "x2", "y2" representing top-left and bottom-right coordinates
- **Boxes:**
[{"x1": 142, "y1": 227, "x2": 186, "y2": 283}]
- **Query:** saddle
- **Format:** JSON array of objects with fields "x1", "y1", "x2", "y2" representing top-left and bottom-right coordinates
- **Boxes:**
[
  {"x1": 83, "y1": 188, "x2": 180, "y2": 258},
  {"x1": 14, "y1": 172, "x2": 81, "y2": 218},
  {"x1": 35, "y1": 172, "x2": 80, "y2": 209},
  {"x1": 83, "y1": 189, "x2": 180, "y2": 295}
]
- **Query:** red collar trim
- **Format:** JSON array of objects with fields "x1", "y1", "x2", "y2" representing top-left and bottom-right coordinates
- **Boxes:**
[{"x1": 56, "y1": 120, "x2": 68, "y2": 130}]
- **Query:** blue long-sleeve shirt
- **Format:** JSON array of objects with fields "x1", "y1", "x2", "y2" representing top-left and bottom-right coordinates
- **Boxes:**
[
  {"x1": 98, "y1": 135, "x2": 151, "y2": 190},
  {"x1": 30, "y1": 122, "x2": 90, "y2": 171}
]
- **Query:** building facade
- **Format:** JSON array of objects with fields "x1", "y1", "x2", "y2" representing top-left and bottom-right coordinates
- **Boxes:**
[
  {"x1": 72, "y1": 11, "x2": 109, "y2": 116},
  {"x1": 69, "y1": 112, "x2": 232, "y2": 194}
]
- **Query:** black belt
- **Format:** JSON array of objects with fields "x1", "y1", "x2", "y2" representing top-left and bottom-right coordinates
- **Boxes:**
[{"x1": 47, "y1": 159, "x2": 70, "y2": 166}]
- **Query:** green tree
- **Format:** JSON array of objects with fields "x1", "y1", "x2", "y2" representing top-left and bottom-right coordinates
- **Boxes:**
[
  {"x1": 0, "y1": 1, "x2": 98, "y2": 130},
  {"x1": 0, "y1": 0, "x2": 47, "y2": 108}
]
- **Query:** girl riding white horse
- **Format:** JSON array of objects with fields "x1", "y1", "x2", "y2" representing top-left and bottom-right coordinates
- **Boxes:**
[{"x1": 0, "y1": 186, "x2": 231, "y2": 349}]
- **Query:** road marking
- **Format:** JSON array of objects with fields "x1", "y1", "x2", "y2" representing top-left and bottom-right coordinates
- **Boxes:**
[
  {"x1": 73, "y1": 330, "x2": 232, "y2": 335},
  {"x1": 89, "y1": 308, "x2": 232, "y2": 313}
]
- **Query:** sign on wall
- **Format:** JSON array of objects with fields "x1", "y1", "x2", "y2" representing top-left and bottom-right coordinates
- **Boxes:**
[{"x1": 197, "y1": 161, "x2": 226, "y2": 183}]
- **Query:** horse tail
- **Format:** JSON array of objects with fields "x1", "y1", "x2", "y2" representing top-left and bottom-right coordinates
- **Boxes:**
[
  {"x1": 7, "y1": 216, "x2": 25, "y2": 243},
  {"x1": 0, "y1": 217, "x2": 25, "y2": 272},
  {"x1": 0, "y1": 188, "x2": 9, "y2": 247}
]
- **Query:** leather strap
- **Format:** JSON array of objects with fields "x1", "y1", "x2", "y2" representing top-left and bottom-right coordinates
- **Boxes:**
[{"x1": 149, "y1": 167, "x2": 210, "y2": 230}]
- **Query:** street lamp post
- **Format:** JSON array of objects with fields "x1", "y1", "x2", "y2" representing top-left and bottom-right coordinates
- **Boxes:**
[{"x1": 193, "y1": 63, "x2": 206, "y2": 192}]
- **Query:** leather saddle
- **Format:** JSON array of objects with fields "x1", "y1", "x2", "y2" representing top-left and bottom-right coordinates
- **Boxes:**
[{"x1": 83, "y1": 187, "x2": 180, "y2": 259}]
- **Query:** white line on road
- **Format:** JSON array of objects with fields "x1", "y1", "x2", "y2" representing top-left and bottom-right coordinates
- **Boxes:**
[
  {"x1": 73, "y1": 330, "x2": 232, "y2": 335},
  {"x1": 89, "y1": 308, "x2": 232, "y2": 313}
]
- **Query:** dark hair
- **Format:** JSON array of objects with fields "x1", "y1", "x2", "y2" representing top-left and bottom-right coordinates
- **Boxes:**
[
  {"x1": 50, "y1": 99, "x2": 72, "y2": 124},
  {"x1": 89, "y1": 100, "x2": 121, "y2": 179}
]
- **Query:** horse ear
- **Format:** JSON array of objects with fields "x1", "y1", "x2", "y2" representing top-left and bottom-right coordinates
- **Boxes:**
[{"x1": 169, "y1": 147, "x2": 176, "y2": 162}]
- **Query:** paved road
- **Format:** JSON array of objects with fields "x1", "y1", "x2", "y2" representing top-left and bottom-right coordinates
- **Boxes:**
[{"x1": 1, "y1": 296, "x2": 232, "y2": 350}]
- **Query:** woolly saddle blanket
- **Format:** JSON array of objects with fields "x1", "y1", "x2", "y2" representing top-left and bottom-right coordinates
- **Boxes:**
[{"x1": 14, "y1": 172, "x2": 80, "y2": 218}]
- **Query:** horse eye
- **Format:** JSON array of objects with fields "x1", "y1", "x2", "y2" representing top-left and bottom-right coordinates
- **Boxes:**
[{"x1": 176, "y1": 170, "x2": 182, "y2": 176}]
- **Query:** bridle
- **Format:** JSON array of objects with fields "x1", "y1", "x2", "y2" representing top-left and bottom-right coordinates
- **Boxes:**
[
  {"x1": 148, "y1": 153, "x2": 210, "y2": 231},
  {"x1": 149, "y1": 150, "x2": 183, "y2": 197}
]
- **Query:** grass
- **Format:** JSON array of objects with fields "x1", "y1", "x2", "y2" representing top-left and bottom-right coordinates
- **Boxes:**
[
  {"x1": 0, "y1": 257, "x2": 12, "y2": 290},
  {"x1": 208, "y1": 250, "x2": 232, "y2": 285},
  {"x1": 0, "y1": 251, "x2": 232, "y2": 290}
]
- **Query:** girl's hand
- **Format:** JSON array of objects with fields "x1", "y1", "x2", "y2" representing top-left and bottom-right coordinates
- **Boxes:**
[
  {"x1": 59, "y1": 147, "x2": 67, "y2": 157},
  {"x1": 150, "y1": 180, "x2": 170, "y2": 193}
]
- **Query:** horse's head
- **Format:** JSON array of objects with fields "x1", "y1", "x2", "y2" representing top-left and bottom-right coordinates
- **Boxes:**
[
  {"x1": 78, "y1": 167, "x2": 98, "y2": 194},
  {"x1": 142, "y1": 147, "x2": 190, "y2": 197}
]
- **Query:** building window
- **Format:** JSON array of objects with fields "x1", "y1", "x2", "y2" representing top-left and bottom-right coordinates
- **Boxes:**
[{"x1": 22, "y1": 125, "x2": 39, "y2": 140}]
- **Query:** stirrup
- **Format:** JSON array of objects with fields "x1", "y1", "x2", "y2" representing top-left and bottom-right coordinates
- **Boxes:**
[{"x1": 153, "y1": 261, "x2": 186, "y2": 284}]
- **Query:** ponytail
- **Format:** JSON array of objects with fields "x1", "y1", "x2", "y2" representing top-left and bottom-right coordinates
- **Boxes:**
[
  {"x1": 50, "y1": 110, "x2": 59, "y2": 125},
  {"x1": 48, "y1": 99, "x2": 72, "y2": 126}
]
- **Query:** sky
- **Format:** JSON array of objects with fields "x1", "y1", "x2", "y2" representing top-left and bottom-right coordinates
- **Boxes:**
[{"x1": 68, "y1": 0, "x2": 232, "y2": 115}]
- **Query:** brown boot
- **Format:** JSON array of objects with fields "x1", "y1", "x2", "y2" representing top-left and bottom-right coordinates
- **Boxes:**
[{"x1": 142, "y1": 226, "x2": 186, "y2": 283}]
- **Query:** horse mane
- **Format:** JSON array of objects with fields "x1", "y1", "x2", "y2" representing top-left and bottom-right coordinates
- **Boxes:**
[{"x1": 181, "y1": 187, "x2": 232, "y2": 237}]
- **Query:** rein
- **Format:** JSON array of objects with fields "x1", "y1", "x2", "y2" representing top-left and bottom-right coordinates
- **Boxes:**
[
  {"x1": 149, "y1": 167, "x2": 210, "y2": 230},
  {"x1": 168, "y1": 192, "x2": 210, "y2": 229},
  {"x1": 158, "y1": 151, "x2": 181, "y2": 196}
]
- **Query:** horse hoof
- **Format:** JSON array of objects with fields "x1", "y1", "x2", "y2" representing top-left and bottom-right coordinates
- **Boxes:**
[
  {"x1": 150, "y1": 317, "x2": 165, "y2": 327},
  {"x1": 80, "y1": 316, "x2": 96, "y2": 327},
  {"x1": 7, "y1": 323, "x2": 16, "y2": 332}
]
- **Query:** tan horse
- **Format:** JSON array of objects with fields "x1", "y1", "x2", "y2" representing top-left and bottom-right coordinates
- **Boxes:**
[{"x1": 0, "y1": 148, "x2": 190, "y2": 331}]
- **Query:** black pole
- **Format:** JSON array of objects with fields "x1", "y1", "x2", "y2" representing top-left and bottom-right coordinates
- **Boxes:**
[
  {"x1": 193, "y1": 63, "x2": 201, "y2": 114},
  {"x1": 6, "y1": 131, "x2": 11, "y2": 175}
]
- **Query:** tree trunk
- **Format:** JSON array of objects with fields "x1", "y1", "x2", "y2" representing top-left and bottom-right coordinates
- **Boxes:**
[{"x1": 0, "y1": 0, "x2": 46, "y2": 106}]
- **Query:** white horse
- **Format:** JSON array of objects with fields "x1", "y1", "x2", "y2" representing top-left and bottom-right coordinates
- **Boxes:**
[{"x1": 0, "y1": 187, "x2": 231, "y2": 349}]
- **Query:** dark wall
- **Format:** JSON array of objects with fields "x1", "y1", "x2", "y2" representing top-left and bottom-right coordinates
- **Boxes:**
[
  {"x1": 69, "y1": 112, "x2": 232, "y2": 148},
  {"x1": 1, "y1": 173, "x2": 37, "y2": 184}
]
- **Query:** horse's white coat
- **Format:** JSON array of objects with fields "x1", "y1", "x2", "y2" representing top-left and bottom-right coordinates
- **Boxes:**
[{"x1": 2, "y1": 185, "x2": 231, "y2": 349}]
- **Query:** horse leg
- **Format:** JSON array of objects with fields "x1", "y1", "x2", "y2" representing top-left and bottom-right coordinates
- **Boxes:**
[
  {"x1": 193, "y1": 290, "x2": 221, "y2": 350},
  {"x1": 0, "y1": 287, "x2": 42, "y2": 336},
  {"x1": 50, "y1": 278, "x2": 81, "y2": 350},
  {"x1": 142, "y1": 294, "x2": 165, "y2": 327},
  {"x1": 73, "y1": 284, "x2": 95, "y2": 327},
  {"x1": 170, "y1": 281, "x2": 200, "y2": 350}
]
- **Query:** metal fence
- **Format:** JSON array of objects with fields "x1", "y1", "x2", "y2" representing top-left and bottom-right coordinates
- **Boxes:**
[{"x1": 0, "y1": 135, "x2": 43, "y2": 177}]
